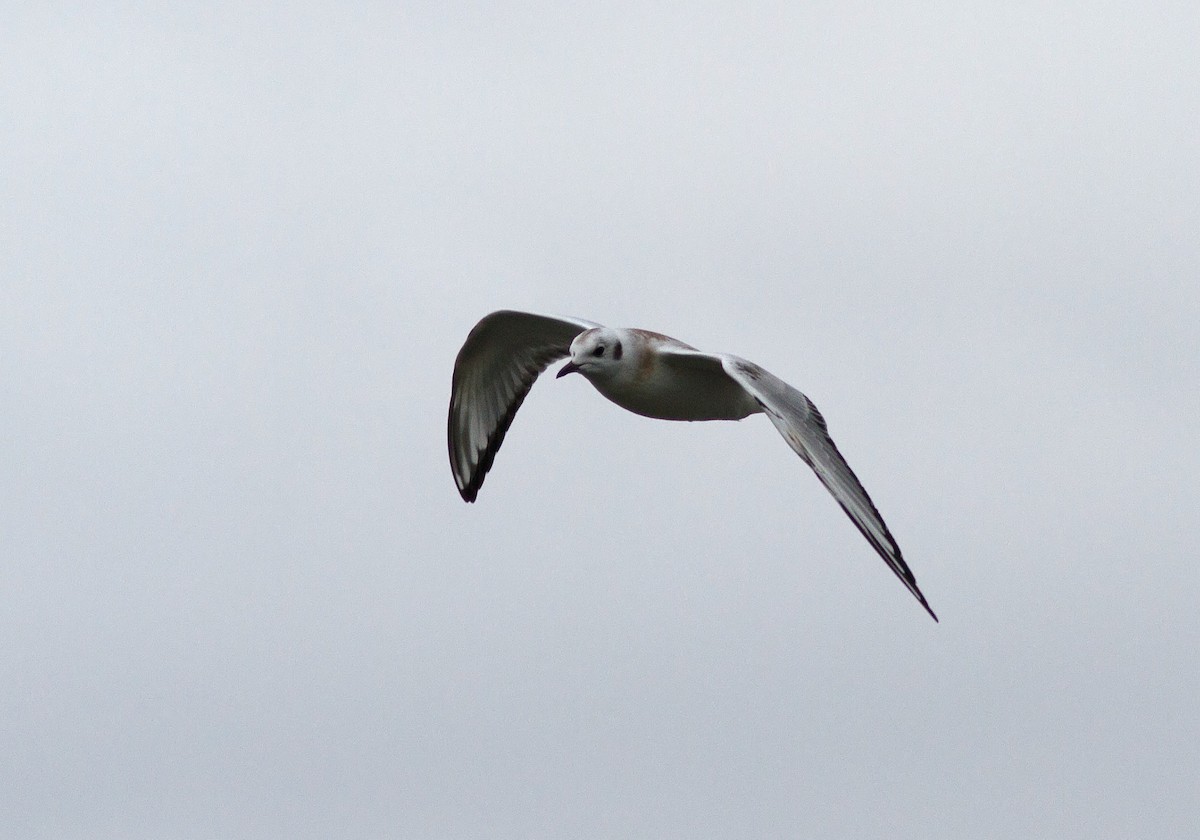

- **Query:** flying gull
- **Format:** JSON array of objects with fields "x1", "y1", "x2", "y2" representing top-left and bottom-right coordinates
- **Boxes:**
[{"x1": 448, "y1": 310, "x2": 937, "y2": 621}]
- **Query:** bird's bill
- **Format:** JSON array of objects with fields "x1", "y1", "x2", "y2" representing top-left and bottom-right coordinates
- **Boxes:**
[{"x1": 556, "y1": 360, "x2": 581, "y2": 378}]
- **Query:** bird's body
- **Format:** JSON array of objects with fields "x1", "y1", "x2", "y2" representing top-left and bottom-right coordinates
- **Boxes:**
[
  {"x1": 578, "y1": 329, "x2": 760, "y2": 422},
  {"x1": 448, "y1": 310, "x2": 938, "y2": 621}
]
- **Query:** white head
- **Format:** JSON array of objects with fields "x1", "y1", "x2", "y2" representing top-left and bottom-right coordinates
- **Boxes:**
[{"x1": 556, "y1": 327, "x2": 625, "y2": 381}]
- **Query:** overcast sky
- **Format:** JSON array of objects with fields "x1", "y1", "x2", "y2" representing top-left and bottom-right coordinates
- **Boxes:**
[{"x1": 4, "y1": 3, "x2": 1198, "y2": 838}]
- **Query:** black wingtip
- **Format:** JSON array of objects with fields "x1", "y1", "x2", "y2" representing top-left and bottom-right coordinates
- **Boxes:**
[
  {"x1": 456, "y1": 469, "x2": 483, "y2": 502},
  {"x1": 909, "y1": 580, "x2": 938, "y2": 622},
  {"x1": 907, "y1": 580, "x2": 938, "y2": 623}
]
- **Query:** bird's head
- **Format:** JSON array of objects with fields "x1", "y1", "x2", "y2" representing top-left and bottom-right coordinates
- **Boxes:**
[{"x1": 557, "y1": 328, "x2": 625, "y2": 381}]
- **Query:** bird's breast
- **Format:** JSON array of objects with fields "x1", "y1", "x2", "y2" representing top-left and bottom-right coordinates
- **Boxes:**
[{"x1": 589, "y1": 366, "x2": 759, "y2": 422}]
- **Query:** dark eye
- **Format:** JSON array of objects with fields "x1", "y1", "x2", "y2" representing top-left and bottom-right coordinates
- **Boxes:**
[{"x1": 592, "y1": 345, "x2": 605, "y2": 357}]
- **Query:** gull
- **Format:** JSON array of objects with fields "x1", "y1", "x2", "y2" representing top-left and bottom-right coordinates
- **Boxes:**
[{"x1": 448, "y1": 310, "x2": 937, "y2": 621}]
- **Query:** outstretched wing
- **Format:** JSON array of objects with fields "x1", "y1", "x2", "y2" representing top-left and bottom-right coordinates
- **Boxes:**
[
  {"x1": 448, "y1": 310, "x2": 600, "y2": 502},
  {"x1": 712, "y1": 353, "x2": 938, "y2": 621}
]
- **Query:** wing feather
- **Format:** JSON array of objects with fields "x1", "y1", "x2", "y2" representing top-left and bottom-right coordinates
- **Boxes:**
[
  {"x1": 721, "y1": 356, "x2": 938, "y2": 621},
  {"x1": 448, "y1": 310, "x2": 599, "y2": 501}
]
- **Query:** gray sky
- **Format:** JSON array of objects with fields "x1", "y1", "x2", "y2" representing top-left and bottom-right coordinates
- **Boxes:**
[{"x1": 4, "y1": 3, "x2": 1198, "y2": 838}]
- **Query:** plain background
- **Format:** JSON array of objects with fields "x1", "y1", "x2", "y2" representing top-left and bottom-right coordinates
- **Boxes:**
[{"x1": 4, "y1": 3, "x2": 1198, "y2": 838}]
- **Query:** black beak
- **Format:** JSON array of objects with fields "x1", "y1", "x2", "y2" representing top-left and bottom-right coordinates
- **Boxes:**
[{"x1": 556, "y1": 360, "x2": 581, "y2": 378}]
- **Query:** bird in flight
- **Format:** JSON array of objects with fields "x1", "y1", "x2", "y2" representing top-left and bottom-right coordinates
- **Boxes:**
[{"x1": 448, "y1": 310, "x2": 937, "y2": 621}]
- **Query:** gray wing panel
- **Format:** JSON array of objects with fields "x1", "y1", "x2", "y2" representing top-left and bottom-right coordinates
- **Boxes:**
[
  {"x1": 448, "y1": 310, "x2": 599, "y2": 501},
  {"x1": 721, "y1": 357, "x2": 938, "y2": 621}
]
